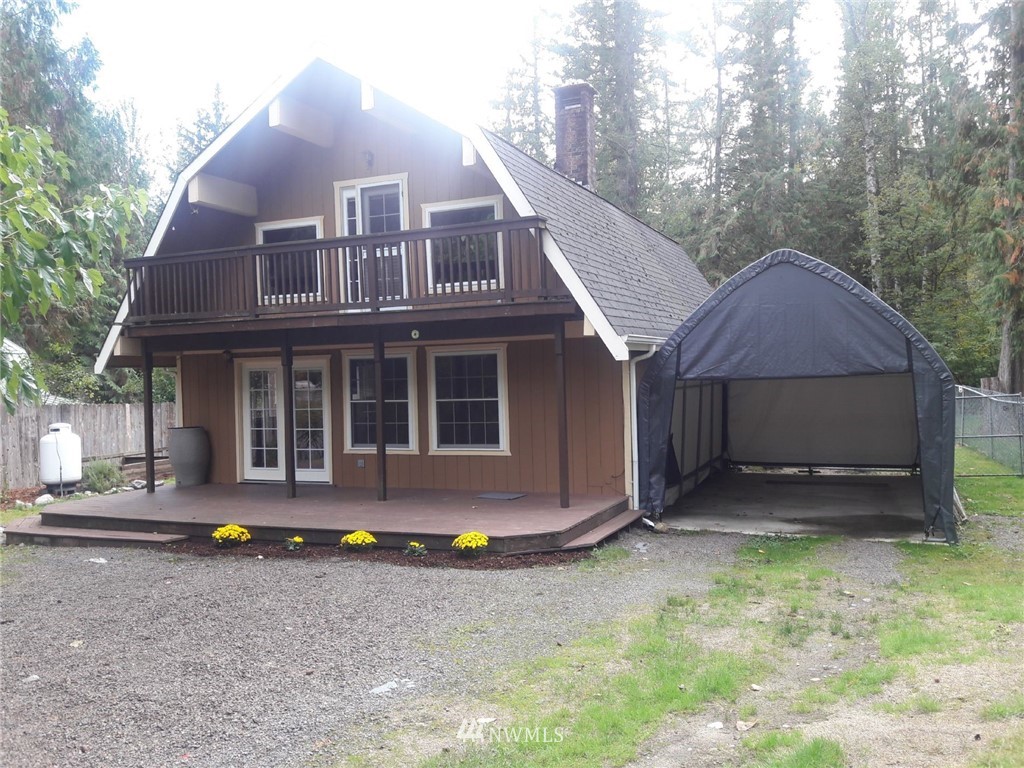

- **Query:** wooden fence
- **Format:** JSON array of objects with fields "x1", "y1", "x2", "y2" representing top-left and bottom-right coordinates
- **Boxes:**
[{"x1": 0, "y1": 402, "x2": 176, "y2": 489}]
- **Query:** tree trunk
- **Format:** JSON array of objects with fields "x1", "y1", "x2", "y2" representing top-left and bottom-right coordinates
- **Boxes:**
[
  {"x1": 863, "y1": 116, "x2": 883, "y2": 295},
  {"x1": 997, "y1": 1, "x2": 1024, "y2": 393},
  {"x1": 997, "y1": 310, "x2": 1023, "y2": 393}
]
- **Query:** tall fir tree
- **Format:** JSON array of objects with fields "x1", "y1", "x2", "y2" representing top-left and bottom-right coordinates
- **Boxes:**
[
  {"x1": 167, "y1": 84, "x2": 230, "y2": 178},
  {"x1": 707, "y1": 0, "x2": 813, "y2": 279},
  {"x1": 493, "y1": 19, "x2": 554, "y2": 165},
  {"x1": 557, "y1": 0, "x2": 667, "y2": 215}
]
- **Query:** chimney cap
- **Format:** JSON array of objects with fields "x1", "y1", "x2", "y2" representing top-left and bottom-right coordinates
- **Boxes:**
[{"x1": 555, "y1": 82, "x2": 597, "y2": 98}]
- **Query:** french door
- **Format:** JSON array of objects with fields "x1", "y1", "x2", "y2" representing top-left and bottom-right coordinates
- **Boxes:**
[
  {"x1": 242, "y1": 361, "x2": 331, "y2": 482},
  {"x1": 341, "y1": 181, "x2": 407, "y2": 303}
]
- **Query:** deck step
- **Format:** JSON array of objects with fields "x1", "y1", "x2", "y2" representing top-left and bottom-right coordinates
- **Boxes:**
[
  {"x1": 560, "y1": 508, "x2": 644, "y2": 550},
  {"x1": 3, "y1": 516, "x2": 187, "y2": 548}
]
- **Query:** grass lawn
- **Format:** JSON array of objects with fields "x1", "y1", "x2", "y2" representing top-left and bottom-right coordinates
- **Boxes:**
[
  {"x1": 955, "y1": 446, "x2": 1024, "y2": 517},
  {"x1": 340, "y1": 466, "x2": 1024, "y2": 768}
]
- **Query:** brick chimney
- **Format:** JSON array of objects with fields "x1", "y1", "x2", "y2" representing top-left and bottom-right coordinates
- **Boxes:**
[{"x1": 554, "y1": 83, "x2": 596, "y2": 188}]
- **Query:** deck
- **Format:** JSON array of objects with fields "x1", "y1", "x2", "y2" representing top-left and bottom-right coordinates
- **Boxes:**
[
  {"x1": 124, "y1": 217, "x2": 570, "y2": 326},
  {"x1": 8, "y1": 484, "x2": 638, "y2": 554}
]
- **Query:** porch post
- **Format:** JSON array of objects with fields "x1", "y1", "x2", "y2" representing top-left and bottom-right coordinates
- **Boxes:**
[
  {"x1": 281, "y1": 337, "x2": 296, "y2": 499},
  {"x1": 142, "y1": 341, "x2": 155, "y2": 494},
  {"x1": 374, "y1": 334, "x2": 387, "y2": 501},
  {"x1": 554, "y1": 320, "x2": 570, "y2": 508}
]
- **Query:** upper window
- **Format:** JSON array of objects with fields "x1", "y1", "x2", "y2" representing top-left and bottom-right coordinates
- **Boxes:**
[
  {"x1": 255, "y1": 218, "x2": 323, "y2": 303},
  {"x1": 343, "y1": 351, "x2": 417, "y2": 452},
  {"x1": 423, "y1": 197, "x2": 503, "y2": 290},
  {"x1": 428, "y1": 347, "x2": 508, "y2": 453}
]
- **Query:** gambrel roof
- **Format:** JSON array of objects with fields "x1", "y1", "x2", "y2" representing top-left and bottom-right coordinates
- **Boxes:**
[{"x1": 96, "y1": 58, "x2": 710, "y2": 371}]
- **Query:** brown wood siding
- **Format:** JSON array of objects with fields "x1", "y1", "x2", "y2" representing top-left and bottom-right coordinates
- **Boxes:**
[
  {"x1": 178, "y1": 337, "x2": 623, "y2": 497},
  {"x1": 164, "y1": 109, "x2": 507, "y2": 255},
  {"x1": 146, "y1": 105, "x2": 568, "y2": 313},
  {"x1": 334, "y1": 337, "x2": 624, "y2": 497},
  {"x1": 179, "y1": 354, "x2": 237, "y2": 483}
]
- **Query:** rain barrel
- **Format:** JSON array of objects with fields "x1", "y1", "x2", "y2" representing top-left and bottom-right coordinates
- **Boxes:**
[
  {"x1": 168, "y1": 426, "x2": 210, "y2": 487},
  {"x1": 39, "y1": 422, "x2": 83, "y2": 492}
]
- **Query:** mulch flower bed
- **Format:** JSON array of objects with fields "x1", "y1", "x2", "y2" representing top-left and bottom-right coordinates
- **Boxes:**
[
  {"x1": 163, "y1": 540, "x2": 591, "y2": 570},
  {"x1": 0, "y1": 486, "x2": 46, "y2": 510},
  {"x1": 2, "y1": 486, "x2": 593, "y2": 569}
]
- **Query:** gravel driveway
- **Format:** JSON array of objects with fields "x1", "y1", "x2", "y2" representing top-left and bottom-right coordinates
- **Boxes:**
[{"x1": 1, "y1": 532, "x2": 742, "y2": 768}]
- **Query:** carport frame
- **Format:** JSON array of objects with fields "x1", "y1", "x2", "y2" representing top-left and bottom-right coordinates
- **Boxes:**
[{"x1": 638, "y1": 249, "x2": 958, "y2": 543}]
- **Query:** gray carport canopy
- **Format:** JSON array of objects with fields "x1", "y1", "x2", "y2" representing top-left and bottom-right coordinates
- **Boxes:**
[{"x1": 638, "y1": 249, "x2": 958, "y2": 542}]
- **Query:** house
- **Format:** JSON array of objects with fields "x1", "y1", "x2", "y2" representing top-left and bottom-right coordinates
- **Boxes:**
[{"x1": 94, "y1": 58, "x2": 711, "y2": 517}]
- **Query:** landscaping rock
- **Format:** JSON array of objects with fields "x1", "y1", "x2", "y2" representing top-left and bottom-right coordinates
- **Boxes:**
[
  {"x1": 33, "y1": 494, "x2": 54, "y2": 506},
  {"x1": 130, "y1": 480, "x2": 147, "y2": 490}
]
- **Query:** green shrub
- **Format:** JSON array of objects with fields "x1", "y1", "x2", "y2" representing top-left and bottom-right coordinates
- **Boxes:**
[{"x1": 82, "y1": 460, "x2": 124, "y2": 493}]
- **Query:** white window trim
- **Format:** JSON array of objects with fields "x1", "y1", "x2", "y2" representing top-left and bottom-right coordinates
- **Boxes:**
[
  {"x1": 422, "y1": 195, "x2": 504, "y2": 293},
  {"x1": 333, "y1": 174, "x2": 410, "y2": 306},
  {"x1": 235, "y1": 355, "x2": 333, "y2": 483},
  {"x1": 333, "y1": 173, "x2": 410, "y2": 237},
  {"x1": 427, "y1": 344, "x2": 510, "y2": 456},
  {"x1": 341, "y1": 349, "x2": 419, "y2": 454},
  {"x1": 254, "y1": 216, "x2": 325, "y2": 304}
]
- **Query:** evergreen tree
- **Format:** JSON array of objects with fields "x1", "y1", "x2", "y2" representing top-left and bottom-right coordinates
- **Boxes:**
[
  {"x1": 493, "y1": 20, "x2": 554, "y2": 165},
  {"x1": 967, "y1": 0, "x2": 1024, "y2": 392},
  {"x1": 705, "y1": 0, "x2": 813, "y2": 278},
  {"x1": 557, "y1": 0, "x2": 667, "y2": 215},
  {"x1": 167, "y1": 85, "x2": 230, "y2": 178}
]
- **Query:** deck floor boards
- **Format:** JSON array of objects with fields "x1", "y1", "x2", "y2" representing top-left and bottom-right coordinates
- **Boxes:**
[{"x1": 23, "y1": 484, "x2": 631, "y2": 552}]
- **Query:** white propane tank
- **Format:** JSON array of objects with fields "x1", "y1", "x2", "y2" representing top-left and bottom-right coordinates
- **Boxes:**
[{"x1": 39, "y1": 422, "x2": 83, "y2": 491}]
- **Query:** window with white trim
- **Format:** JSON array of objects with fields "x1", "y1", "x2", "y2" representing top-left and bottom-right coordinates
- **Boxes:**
[
  {"x1": 423, "y1": 197, "x2": 502, "y2": 290},
  {"x1": 255, "y1": 218, "x2": 323, "y2": 303},
  {"x1": 343, "y1": 352, "x2": 416, "y2": 451},
  {"x1": 429, "y1": 348, "x2": 507, "y2": 451}
]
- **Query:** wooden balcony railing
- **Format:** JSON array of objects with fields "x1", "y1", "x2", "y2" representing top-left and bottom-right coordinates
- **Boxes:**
[{"x1": 124, "y1": 217, "x2": 564, "y2": 324}]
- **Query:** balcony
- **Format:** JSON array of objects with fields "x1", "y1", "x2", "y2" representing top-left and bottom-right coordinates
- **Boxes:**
[{"x1": 124, "y1": 217, "x2": 567, "y2": 325}]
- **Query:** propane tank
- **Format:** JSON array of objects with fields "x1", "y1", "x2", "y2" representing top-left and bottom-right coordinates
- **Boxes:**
[{"x1": 39, "y1": 422, "x2": 83, "y2": 493}]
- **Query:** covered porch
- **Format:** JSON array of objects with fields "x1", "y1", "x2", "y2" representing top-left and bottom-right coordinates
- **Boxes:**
[{"x1": 8, "y1": 484, "x2": 636, "y2": 553}]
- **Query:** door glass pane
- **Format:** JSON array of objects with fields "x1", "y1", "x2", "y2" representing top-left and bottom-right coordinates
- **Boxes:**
[
  {"x1": 249, "y1": 370, "x2": 278, "y2": 469},
  {"x1": 294, "y1": 368, "x2": 325, "y2": 471},
  {"x1": 361, "y1": 185, "x2": 402, "y2": 234},
  {"x1": 360, "y1": 184, "x2": 405, "y2": 301}
]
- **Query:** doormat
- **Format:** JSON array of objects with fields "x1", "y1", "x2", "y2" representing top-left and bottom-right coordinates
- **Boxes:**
[{"x1": 477, "y1": 492, "x2": 526, "y2": 501}]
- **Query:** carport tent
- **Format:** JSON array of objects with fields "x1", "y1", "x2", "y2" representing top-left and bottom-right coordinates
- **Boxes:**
[{"x1": 638, "y1": 249, "x2": 958, "y2": 542}]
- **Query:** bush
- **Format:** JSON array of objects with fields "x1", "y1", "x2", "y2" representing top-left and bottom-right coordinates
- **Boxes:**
[{"x1": 82, "y1": 460, "x2": 124, "y2": 493}]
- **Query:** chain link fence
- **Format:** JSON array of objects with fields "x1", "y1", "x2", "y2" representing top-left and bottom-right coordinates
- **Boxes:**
[{"x1": 956, "y1": 385, "x2": 1024, "y2": 477}]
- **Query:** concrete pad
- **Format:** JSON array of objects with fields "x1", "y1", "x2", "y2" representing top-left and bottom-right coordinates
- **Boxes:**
[{"x1": 661, "y1": 472, "x2": 944, "y2": 542}]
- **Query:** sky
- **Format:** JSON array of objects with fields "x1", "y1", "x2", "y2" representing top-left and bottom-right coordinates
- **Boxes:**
[{"x1": 58, "y1": 0, "x2": 844, "y2": 184}]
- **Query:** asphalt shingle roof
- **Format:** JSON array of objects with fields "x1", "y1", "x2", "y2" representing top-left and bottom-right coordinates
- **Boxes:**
[{"x1": 485, "y1": 131, "x2": 711, "y2": 340}]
